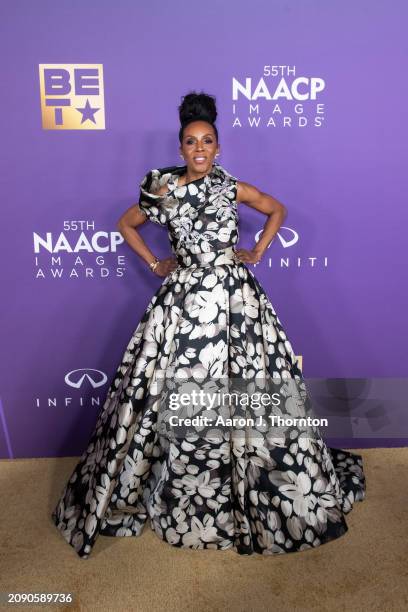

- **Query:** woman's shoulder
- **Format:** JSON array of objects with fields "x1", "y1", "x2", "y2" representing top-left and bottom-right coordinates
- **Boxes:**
[{"x1": 212, "y1": 164, "x2": 242, "y2": 203}]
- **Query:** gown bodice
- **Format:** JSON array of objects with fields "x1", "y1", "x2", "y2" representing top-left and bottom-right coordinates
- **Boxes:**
[{"x1": 138, "y1": 162, "x2": 240, "y2": 268}]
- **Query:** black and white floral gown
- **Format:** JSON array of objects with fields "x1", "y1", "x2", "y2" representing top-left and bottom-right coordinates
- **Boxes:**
[{"x1": 51, "y1": 162, "x2": 366, "y2": 559}]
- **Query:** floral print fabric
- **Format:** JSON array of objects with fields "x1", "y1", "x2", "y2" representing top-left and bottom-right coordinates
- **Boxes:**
[{"x1": 51, "y1": 162, "x2": 366, "y2": 559}]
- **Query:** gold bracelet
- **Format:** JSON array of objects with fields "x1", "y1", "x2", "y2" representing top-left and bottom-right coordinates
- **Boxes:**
[{"x1": 149, "y1": 257, "x2": 159, "y2": 273}]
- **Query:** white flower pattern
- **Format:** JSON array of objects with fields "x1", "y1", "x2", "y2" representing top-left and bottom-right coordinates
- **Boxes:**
[{"x1": 51, "y1": 162, "x2": 366, "y2": 559}]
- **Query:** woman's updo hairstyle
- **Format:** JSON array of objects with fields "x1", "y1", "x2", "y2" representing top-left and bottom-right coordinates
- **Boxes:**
[{"x1": 178, "y1": 91, "x2": 219, "y2": 143}]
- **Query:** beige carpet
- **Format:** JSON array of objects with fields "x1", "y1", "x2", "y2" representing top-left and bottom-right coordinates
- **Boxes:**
[{"x1": 0, "y1": 448, "x2": 407, "y2": 612}]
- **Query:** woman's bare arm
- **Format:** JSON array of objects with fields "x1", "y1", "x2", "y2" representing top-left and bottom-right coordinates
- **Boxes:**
[
  {"x1": 235, "y1": 181, "x2": 287, "y2": 263},
  {"x1": 116, "y1": 205, "x2": 178, "y2": 277}
]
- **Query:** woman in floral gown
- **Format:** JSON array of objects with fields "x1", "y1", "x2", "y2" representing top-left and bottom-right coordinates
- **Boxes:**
[{"x1": 51, "y1": 91, "x2": 366, "y2": 559}]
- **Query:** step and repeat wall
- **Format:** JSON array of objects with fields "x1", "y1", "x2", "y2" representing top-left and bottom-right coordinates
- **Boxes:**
[{"x1": 1, "y1": 1, "x2": 407, "y2": 458}]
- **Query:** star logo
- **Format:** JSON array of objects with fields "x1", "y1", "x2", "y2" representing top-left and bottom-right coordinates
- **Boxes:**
[{"x1": 76, "y1": 98, "x2": 100, "y2": 124}]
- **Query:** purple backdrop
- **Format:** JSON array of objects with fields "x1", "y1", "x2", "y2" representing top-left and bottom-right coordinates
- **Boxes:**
[{"x1": 1, "y1": 0, "x2": 407, "y2": 459}]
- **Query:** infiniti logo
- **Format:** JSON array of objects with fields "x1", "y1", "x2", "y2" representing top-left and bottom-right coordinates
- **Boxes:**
[
  {"x1": 255, "y1": 226, "x2": 299, "y2": 249},
  {"x1": 65, "y1": 368, "x2": 108, "y2": 389}
]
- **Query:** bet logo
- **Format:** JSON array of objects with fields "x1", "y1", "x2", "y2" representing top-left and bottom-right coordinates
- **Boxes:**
[{"x1": 39, "y1": 64, "x2": 105, "y2": 130}]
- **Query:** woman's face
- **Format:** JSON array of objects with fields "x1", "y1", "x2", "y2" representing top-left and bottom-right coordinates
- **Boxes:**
[{"x1": 179, "y1": 120, "x2": 219, "y2": 175}]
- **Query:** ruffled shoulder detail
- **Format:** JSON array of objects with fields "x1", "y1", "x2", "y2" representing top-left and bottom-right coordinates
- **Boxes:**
[{"x1": 138, "y1": 167, "x2": 178, "y2": 227}]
